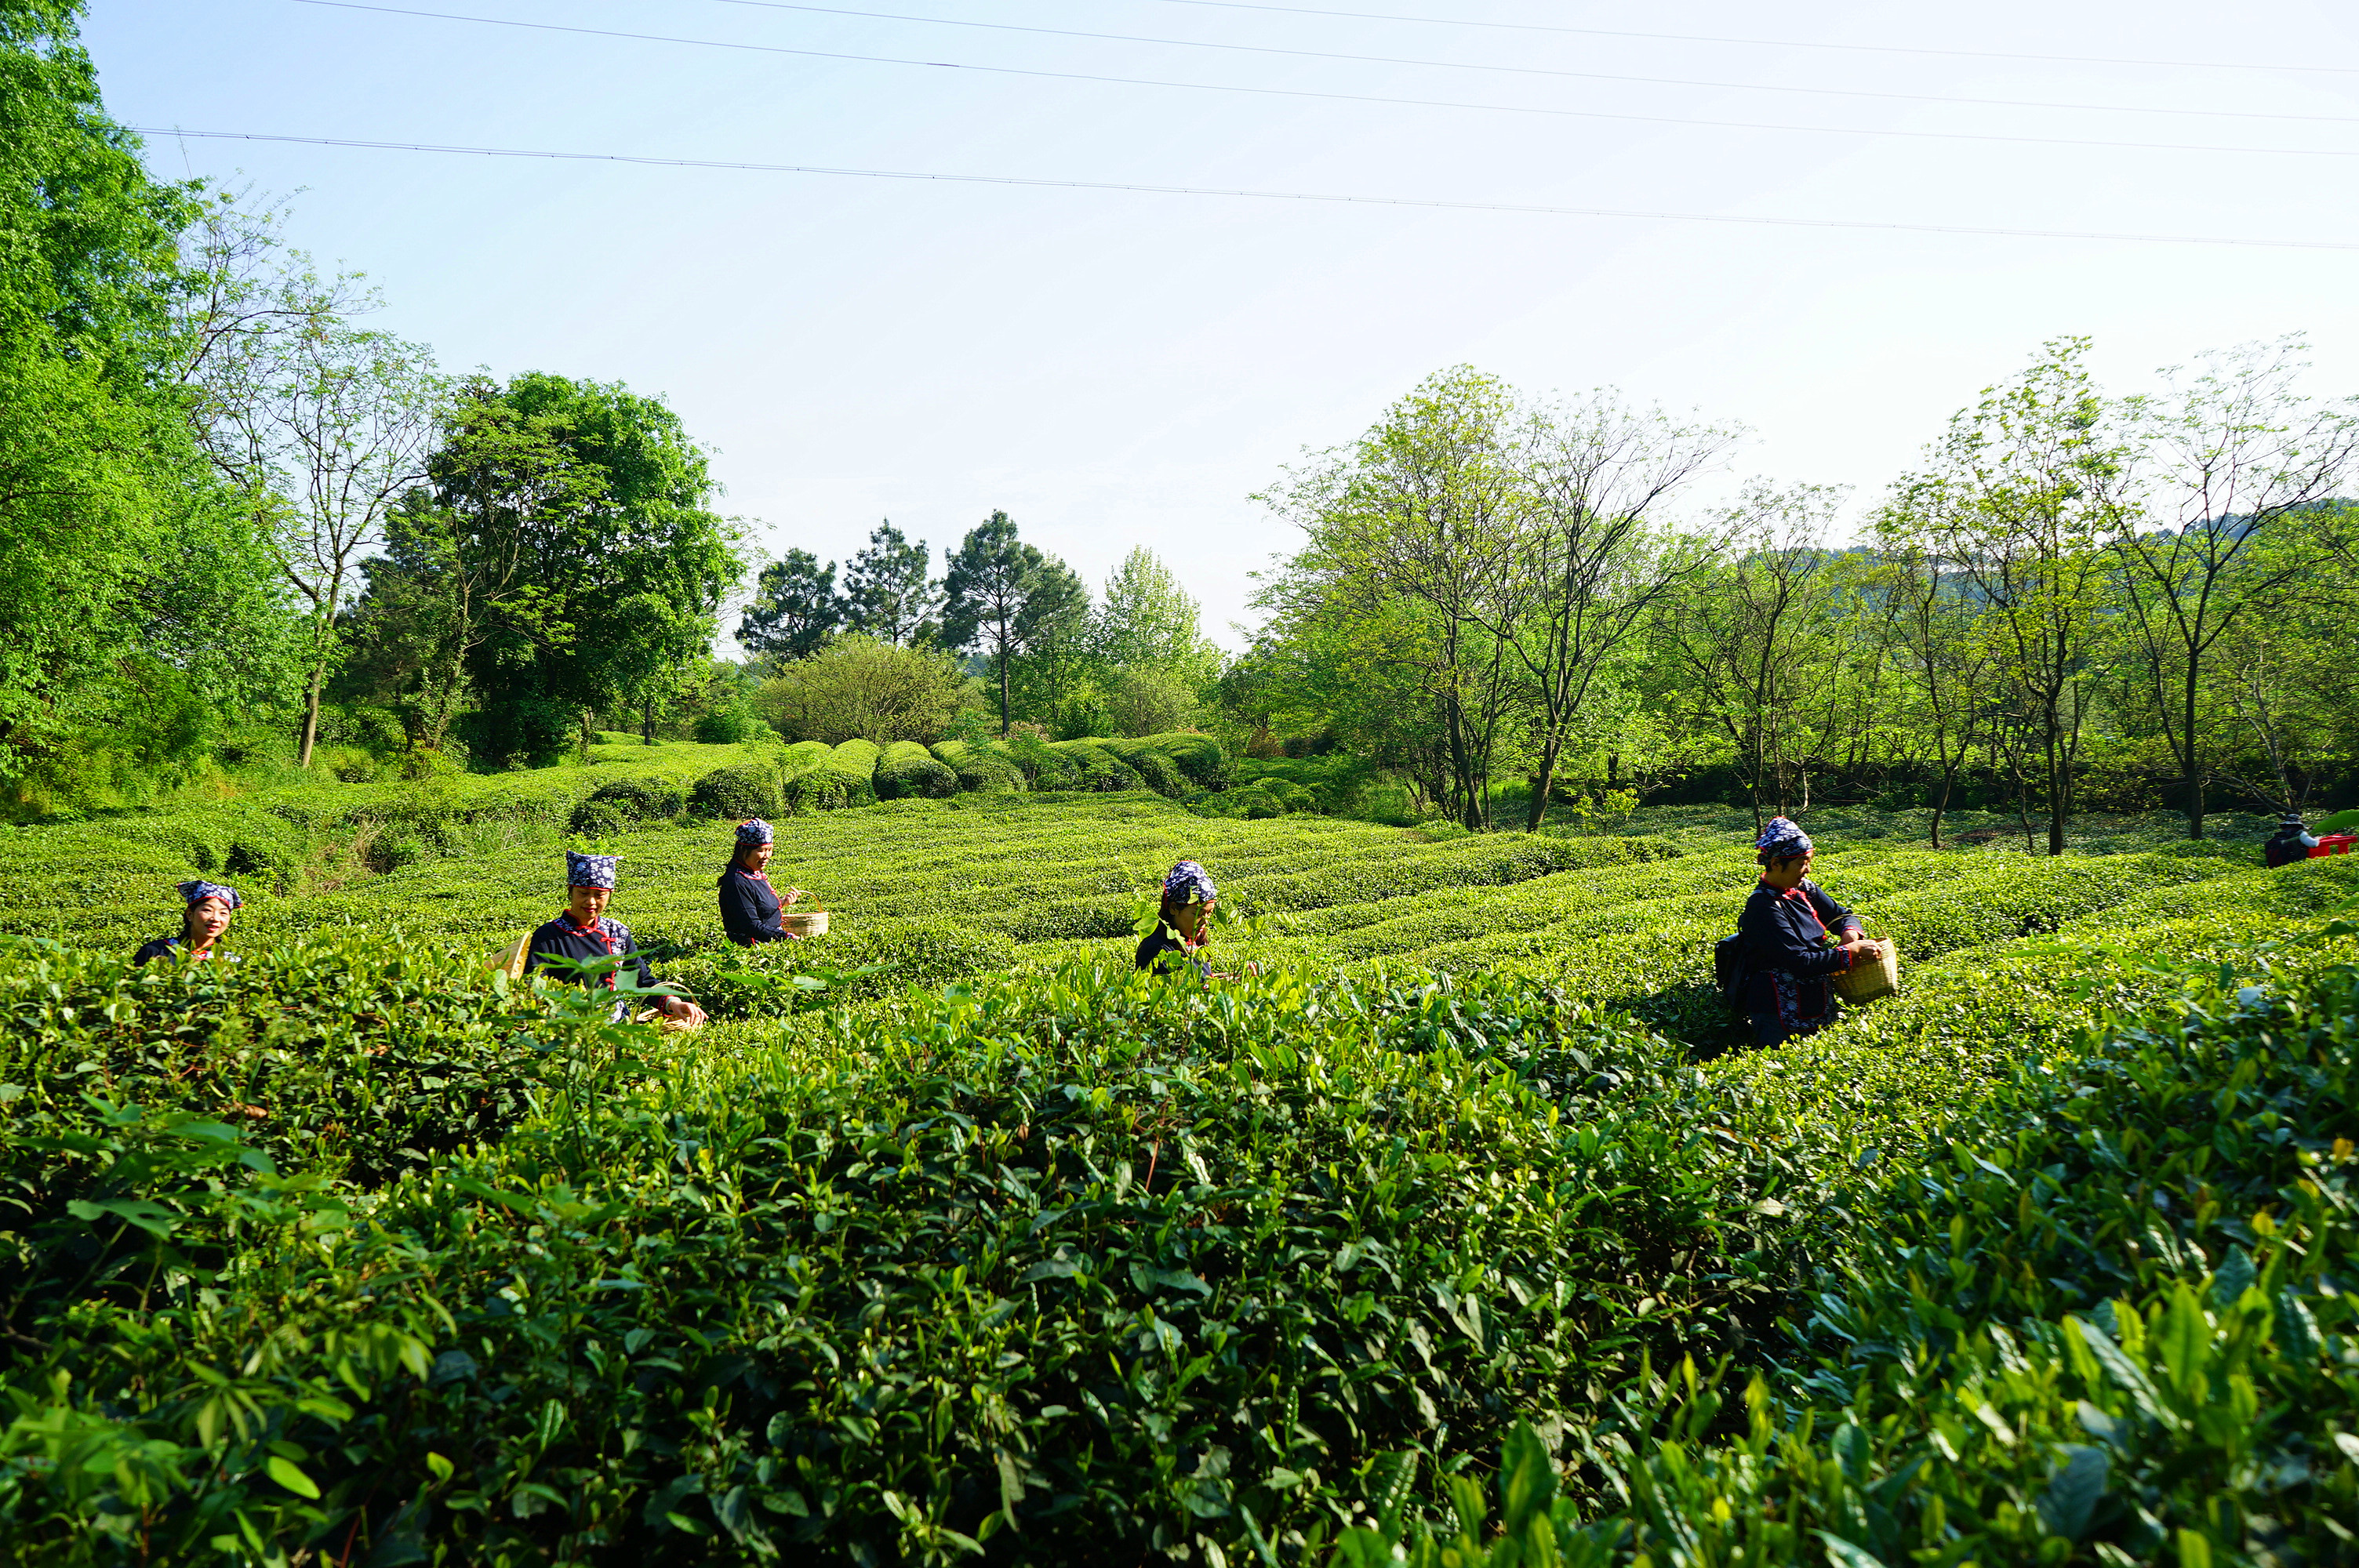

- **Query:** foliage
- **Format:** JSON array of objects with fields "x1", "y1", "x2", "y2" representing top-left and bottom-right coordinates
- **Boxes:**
[
  {"x1": 873, "y1": 739, "x2": 958, "y2": 800},
  {"x1": 687, "y1": 764, "x2": 781, "y2": 822},
  {"x1": 940, "y1": 510, "x2": 1089, "y2": 735},
  {"x1": 751, "y1": 633, "x2": 969, "y2": 745},
  {"x1": 929, "y1": 739, "x2": 1027, "y2": 794},
  {"x1": 736, "y1": 546, "x2": 838, "y2": 659},
  {"x1": 840, "y1": 518, "x2": 943, "y2": 645}
]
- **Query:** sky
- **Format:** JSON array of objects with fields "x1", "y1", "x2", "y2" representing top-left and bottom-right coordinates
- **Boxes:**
[{"x1": 87, "y1": 0, "x2": 2359, "y2": 648}]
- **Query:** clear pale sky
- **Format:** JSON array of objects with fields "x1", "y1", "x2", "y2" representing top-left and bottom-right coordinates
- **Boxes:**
[{"x1": 90, "y1": 0, "x2": 2359, "y2": 647}]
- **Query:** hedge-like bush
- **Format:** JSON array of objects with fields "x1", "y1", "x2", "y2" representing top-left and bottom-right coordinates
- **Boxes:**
[
  {"x1": 1132, "y1": 731, "x2": 1230, "y2": 789},
  {"x1": 1099, "y1": 738, "x2": 1187, "y2": 797},
  {"x1": 688, "y1": 764, "x2": 782, "y2": 821},
  {"x1": 582, "y1": 777, "x2": 685, "y2": 823},
  {"x1": 822, "y1": 738, "x2": 880, "y2": 808},
  {"x1": 873, "y1": 740, "x2": 958, "y2": 800},
  {"x1": 1047, "y1": 739, "x2": 1143, "y2": 792},
  {"x1": 930, "y1": 740, "x2": 1027, "y2": 794}
]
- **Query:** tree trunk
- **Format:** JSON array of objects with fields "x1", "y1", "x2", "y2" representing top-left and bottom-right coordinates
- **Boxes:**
[
  {"x1": 642, "y1": 695, "x2": 656, "y2": 746},
  {"x1": 298, "y1": 664, "x2": 325, "y2": 769},
  {"x1": 998, "y1": 644, "x2": 1012, "y2": 736},
  {"x1": 1525, "y1": 735, "x2": 1563, "y2": 833},
  {"x1": 2182, "y1": 662, "x2": 2205, "y2": 840}
]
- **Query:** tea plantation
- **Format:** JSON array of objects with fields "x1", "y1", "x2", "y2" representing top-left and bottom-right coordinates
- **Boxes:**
[{"x1": 3, "y1": 768, "x2": 2356, "y2": 1564}]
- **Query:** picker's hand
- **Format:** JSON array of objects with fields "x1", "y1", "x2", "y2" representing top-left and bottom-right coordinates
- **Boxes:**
[
  {"x1": 656, "y1": 995, "x2": 707, "y2": 1026},
  {"x1": 783, "y1": 887, "x2": 804, "y2": 904}
]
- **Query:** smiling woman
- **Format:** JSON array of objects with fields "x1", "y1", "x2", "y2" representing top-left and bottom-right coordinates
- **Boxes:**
[{"x1": 130, "y1": 879, "x2": 242, "y2": 965}]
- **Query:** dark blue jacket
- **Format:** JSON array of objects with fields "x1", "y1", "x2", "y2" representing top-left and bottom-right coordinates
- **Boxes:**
[
  {"x1": 525, "y1": 913, "x2": 652, "y2": 993},
  {"x1": 718, "y1": 866, "x2": 793, "y2": 945},
  {"x1": 1736, "y1": 880, "x2": 1859, "y2": 1023}
]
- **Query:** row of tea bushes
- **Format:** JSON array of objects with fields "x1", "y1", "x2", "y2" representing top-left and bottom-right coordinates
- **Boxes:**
[
  {"x1": 0, "y1": 950, "x2": 1797, "y2": 1565},
  {"x1": 1336, "y1": 946, "x2": 2359, "y2": 1567}
]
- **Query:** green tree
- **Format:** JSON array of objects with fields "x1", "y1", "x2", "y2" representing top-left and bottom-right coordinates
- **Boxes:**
[
  {"x1": 841, "y1": 520, "x2": 940, "y2": 645},
  {"x1": 940, "y1": 510, "x2": 1088, "y2": 735},
  {"x1": 0, "y1": 2, "x2": 300, "y2": 797},
  {"x1": 1259, "y1": 368, "x2": 1529, "y2": 831},
  {"x1": 362, "y1": 373, "x2": 739, "y2": 764},
  {"x1": 2110, "y1": 336, "x2": 2359, "y2": 838},
  {"x1": 752, "y1": 633, "x2": 970, "y2": 744},
  {"x1": 1886, "y1": 339, "x2": 2130, "y2": 855},
  {"x1": 178, "y1": 193, "x2": 445, "y2": 768},
  {"x1": 738, "y1": 550, "x2": 840, "y2": 660}
]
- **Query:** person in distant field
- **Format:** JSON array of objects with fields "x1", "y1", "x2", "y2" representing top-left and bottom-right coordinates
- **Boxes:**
[
  {"x1": 1136, "y1": 859, "x2": 1234, "y2": 978},
  {"x1": 2263, "y1": 812, "x2": 2320, "y2": 869},
  {"x1": 526, "y1": 851, "x2": 706, "y2": 1025},
  {"x1": 133, "y1": 880, "x2": 240, "y2": 966},
  {"x1": 718, "y1": 818, "x2": 805, "y2": 946},
  {"x1": 1735, "y1": 818, "x2": 1880, "y2": 1049}
]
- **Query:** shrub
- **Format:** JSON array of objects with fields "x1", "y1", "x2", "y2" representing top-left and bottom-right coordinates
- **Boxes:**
[
  {"x1": 0, "y1": 956, "x2": 1785, "y2": 1564},
  {"x1": 1002, "y1": 730, "x2": 1081, "y2": 789},
  {"x1": 1047, "y1": 739, "x2": 1143, "y2": 792},
  {"x1": 753, "y1": 634, "x2": 968, "y2": 744},
  {"x1": 583, "y1": 777, "x2": 685, "y2": 823},
  {"x1": 1099, "y1": 738, "x2": 1187, "y2": 797},
  {"x1": 688, "y1": 764, "x2": 782, "y2": 821},
  {"x1": 1135, "y1": 731, "x2": 1230, "y2": 789},
  {"x1": 820, "y1": 738, "x2": 880, "y2": 808},
  {"x1": 873, "y1": 740, "x2": 958, "y2": 800},
  {"x1": 565, "y1": 797, "x2": 630, "y2": 837},
  {"x1": 929, "y1": 740, "x2": 1026, "y2": 794},
  {"x1": 692, "y1": 702, "x2": 768, "y2": 746}
]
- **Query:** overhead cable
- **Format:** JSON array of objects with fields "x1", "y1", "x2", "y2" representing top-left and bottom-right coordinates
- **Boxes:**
[
  {"x1": 133, "y1": 129, "x2": 2359, "y2": 250},
  {"x1": 289, "y1": 2, "x2": 2359, "y2": 159},
  {"x1": 1140, "y1": 0, "x2": 2359, "y2": 78},
  {"x1": 694, "y1": 0, "x2": 2359, "y2": 127}
]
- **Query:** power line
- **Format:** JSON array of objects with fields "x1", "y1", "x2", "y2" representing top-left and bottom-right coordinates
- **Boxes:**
[
  {"x1": 132, "y1": 128, "x2": 2359, "y2": 251},
  {"x1": 1140, "y1": 0, "x2": 2359, "y2": 78},
  {"x1": 693, "y1": 0, "x2": 2359, "y2": 128},
  {"x1": 290, "y1": 2, "x2": 2359, "y2": 160}
]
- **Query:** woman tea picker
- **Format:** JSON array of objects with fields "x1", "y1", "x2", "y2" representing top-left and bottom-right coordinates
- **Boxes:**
[
  {"x1": 1735, "y1": 817, "x2": 1881, "y2": 1048},
  {"x1": 526, "y1": 851, "x2": 707, "y2": 1025},
  {"x1": 1136, "y1": 860, "x2": 1251, "y2": 978},
  {"x1": 718, "y1": 819, "x2": 805, "y2": 945},
  {"x1": 133, "y1": 880, "x2": 240, "y2": 965}
]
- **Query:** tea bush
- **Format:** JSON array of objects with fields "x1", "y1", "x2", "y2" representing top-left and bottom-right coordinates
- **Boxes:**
[
  {"x1": 687, "y1": 764, "x2": 782, "y2": 822},
  {"x1": 4, "y1": 790, "x2": 2351, "y2": 1563},
  {"x1": 0, "y1": 956, "x2": 1801, "y2": 1565},
  {"x1": 1049, "y1": 739, "x2": 1145, "y2": 793},
  {"x1": 930, "y1": 740, "x2": 1027, "y2": 794},
  {"x1": 874, "y1": 740, "x2": 959, "y2": 800}
]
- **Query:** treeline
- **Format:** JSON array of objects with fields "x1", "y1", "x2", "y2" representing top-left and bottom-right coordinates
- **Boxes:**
[
  {"x1": 735, "y1": 522, "x2": 1223, "y2": 747},
  {"x1": 1235, "y1": 347, "x2": 2359, "y2": 846}
]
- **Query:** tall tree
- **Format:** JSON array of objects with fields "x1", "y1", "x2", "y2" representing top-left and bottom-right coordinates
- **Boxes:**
[
  {"x1": 1503, "y1": 389, "x2": 1738, "y2": 830},
  {"x1": 367, "y1": 373, "x2": 738, "y2": 764},
  {"x1": 841, "y1": 520, "x2": 941, "y2": 645},
  {"x1": 739, "y1": 550, "x2": 841, "y2": 660},
  {"x1": 2110, "y1": 336, "x2": 2359, "y2": 838},
  {"x1": 1868, "y1": 532, "x2": 1999, "y2": 848},
  {"x1": 179, "y1": 201, "x2": 445, "y2": 767},
  {"x1": 1097, "y1": 546, "x2": 1212, "y2": 672},
  {"x1": 940, "y1": 510, "x2": 1087, "y2": 735},
  {"x1": 1261, "y1": 367, "x2": 1530, "y2": 830},
  {"x1": 1652, "y1": 483, "x2": 1846, "y2": 827},
  {"x1": 0, "y1": 2, "x2": 300, "y2": 789},
  {"x1": 1888, "y1": 339, "x2": 2130, "y2": 855}
]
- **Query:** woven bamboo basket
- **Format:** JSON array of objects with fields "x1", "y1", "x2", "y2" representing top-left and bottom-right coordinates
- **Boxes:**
[
  {"x1": 1831, "y1": 938, "x2": 1900, "y2": 1004},
  {"x1": 781, "y1": 909, "x2": 830, "y2": 938},
  {"x1": 493, "y1": 935, "x2": 529, "y2": 980}
]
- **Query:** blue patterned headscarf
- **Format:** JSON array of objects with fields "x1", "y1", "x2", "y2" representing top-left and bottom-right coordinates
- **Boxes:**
[
  {"x1": 1755, "y1": 817, "x2": 1812, "y2": 860},
  {"x1": 1163, "y1": 860, "x2": 1217, "y2": 906},
  {"x1": 736, "y1": 818, "x2": 774, "y2": 845},
  {"x1": 566, "y1": 850, "x2": 620, "y2": 889},
  {"x1": 176, "y1": 880, "x2": 242, "y2": 910}
]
